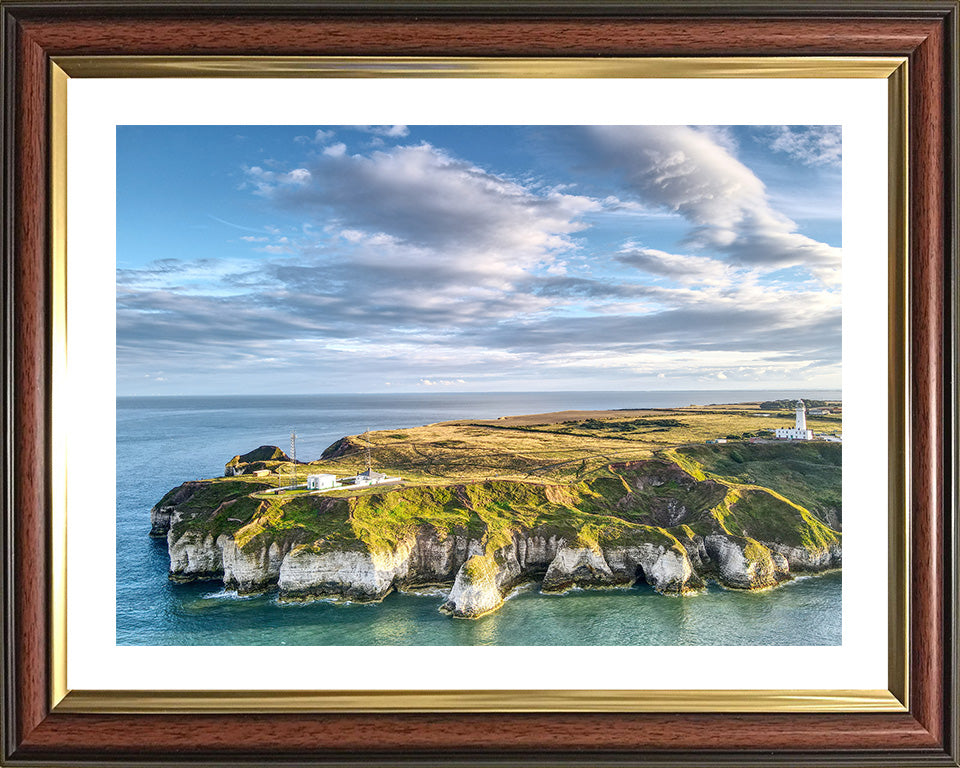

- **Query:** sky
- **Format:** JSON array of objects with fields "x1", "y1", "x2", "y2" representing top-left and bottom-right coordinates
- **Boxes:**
[{"x1": 117, "y1": 125, "x2": 841, "y2": 396}]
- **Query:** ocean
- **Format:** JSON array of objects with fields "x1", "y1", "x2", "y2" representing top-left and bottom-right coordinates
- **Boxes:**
[{"x1": 116, "y1": 390, "x2": 842, "y2": 646}]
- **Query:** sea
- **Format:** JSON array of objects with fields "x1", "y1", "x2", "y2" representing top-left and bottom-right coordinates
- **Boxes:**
[{"x1": 116, "y1": 390, "x2": 842, "y2": 646}]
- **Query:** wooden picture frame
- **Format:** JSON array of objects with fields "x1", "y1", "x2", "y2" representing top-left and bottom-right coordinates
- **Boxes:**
[{"x1": 1, "y1": 2, "x2": 957, "y2": 765}]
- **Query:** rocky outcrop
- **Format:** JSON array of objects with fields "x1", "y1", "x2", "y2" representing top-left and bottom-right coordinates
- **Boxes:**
[
  {"x1": 441, "y1": 548, "x2": 522, "y2": 618},
  {"x1": 150, "y1": 506, "x2": 176, "y2": 538},
  {"x1": 441, "y1": 556, "x2": 501, "y2": 617},
  {"x1": 225, "y1": 445, "x2": 290, "y2": 476},
  {"x1": 704, "y1": 535, "x2": 790, "y2": 590}
]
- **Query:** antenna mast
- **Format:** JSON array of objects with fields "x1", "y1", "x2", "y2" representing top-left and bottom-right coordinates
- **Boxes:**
[
  {"x1": 366, "y1": 429, "x2": 371, "y2": 472},
  {"x1": 290, "y1": 431, "x2": 297, "y2": 487}
]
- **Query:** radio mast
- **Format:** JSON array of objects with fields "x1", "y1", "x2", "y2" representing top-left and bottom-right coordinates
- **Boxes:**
[{"x1": 290, "y1": 431, "x2": 297, "y2": 487}]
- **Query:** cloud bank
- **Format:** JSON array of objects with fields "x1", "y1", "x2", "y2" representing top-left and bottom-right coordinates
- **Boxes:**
[{"x1": 117, "y1": 126, "x2": 841, "y2": 394}]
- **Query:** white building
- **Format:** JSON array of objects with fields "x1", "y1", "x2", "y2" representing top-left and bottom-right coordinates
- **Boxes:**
[
  {"x1": 306, "y1": 473, "x2": 338, "y2": 490},
  {"x1": 775, "y1": 400, "x2": 814, "y2": 440},
  {"x1": 350, "y1": 469, "x2": 388, "y2": 486}
]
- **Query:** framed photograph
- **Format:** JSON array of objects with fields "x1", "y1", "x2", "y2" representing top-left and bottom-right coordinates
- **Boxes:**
[{"x1": 2, "y1": 2, "x2": 957, "y2": 766}]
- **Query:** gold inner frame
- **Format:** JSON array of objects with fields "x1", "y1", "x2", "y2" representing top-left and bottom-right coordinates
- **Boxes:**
[{"x1": 48, "y1": 56, "x2": 910, "y2": 714}]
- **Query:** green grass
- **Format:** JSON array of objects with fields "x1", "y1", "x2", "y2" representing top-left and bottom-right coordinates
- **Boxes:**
[
  {"x1": 166, "y1": 480, "x2": 273, "y2": 540},
  {"x1": 350, "y1": 485, "x2": 475, "y2": 554},
  {"x1": 715, "y1": 489, "x2": 837, "y2": 549},
  {"x1": 677, "y1": 442, "x2": 842, "y2": 521}
]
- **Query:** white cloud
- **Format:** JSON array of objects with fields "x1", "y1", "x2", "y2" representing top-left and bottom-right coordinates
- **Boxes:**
[
  {"x1": 767, "y1": 126, "x2": 841, "y2": 167},
  {"x1": 576, "y1": 126, "x2": 841, "y2": 283},
  {"x1": 244, "y1": 167, "x2": 311, "y2": 193},
  {"x1": 354, "y1": 125, "x2": 409, "y2": 138},
  {"x1": 247, "y1": 142, "x2": 599, "y2": 282},
  {"x1": 294, "y1": 129, "x2": 336, "y2": 145},
  {"x1": 418, "y1": 378, "x2": 466, "y2": 386},
  {"x1": 286, "y1": 168, "x2": 311, "y2": 185},
  {"x1": 119, "y1": 127, "x2": 841, "y2": 394},
  {"x1": 583, "y1": 126, "x2": 765, "y2": 232}
]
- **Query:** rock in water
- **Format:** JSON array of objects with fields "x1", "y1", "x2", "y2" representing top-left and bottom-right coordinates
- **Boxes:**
[{"x1": 441, "y1": 544, "x2": 522, "y2": 618}]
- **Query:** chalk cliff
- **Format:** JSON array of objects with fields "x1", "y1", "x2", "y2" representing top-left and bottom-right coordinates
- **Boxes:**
[{"x1": 149, "y1": 448, "x2": 841, "y2": 619}]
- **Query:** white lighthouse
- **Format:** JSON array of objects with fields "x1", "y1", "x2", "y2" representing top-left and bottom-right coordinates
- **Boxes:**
[{"x1": 775, "y1": 400, "x2": 814, "y2": 440}]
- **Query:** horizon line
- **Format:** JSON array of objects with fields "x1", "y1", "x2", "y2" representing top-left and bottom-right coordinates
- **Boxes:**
[{"x1": 117, "y1": 387, "x2": 843, "y2": 399}]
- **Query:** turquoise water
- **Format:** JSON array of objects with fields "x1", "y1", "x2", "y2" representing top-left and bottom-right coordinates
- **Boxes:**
[
  {"x1": 134, "y1": 568, "x2": 841, "y2": 646},
  {"x1": 116, "y1": 390, "x2": 841, "y2": 646}
]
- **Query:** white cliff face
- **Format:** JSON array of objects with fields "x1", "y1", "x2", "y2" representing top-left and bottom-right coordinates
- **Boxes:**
[
  {"x1": 644, "y1": 547, "x2": 692, "y2": 590},
  {"x1": 167, "y1": 520, "x2": 229, "y2": 581},
  {"x1": 162, "y1": 522, "x2": 829, "y2": 610},
  {"x1": 541, "y1": 543, "x2": 621, "y2": 592},
  {"x1": 407, "y1": 532, "x2": 472, "y2": 584},
  {"x1": 632, "y1": 544, "x2": 698, "y2": 593},
  {"x1": 705, "y1": 535, "x2": 752, "y2": 588},
  {"x1": 514, "y1": 534, "x2": 562, "y2": 570},
  {"x1": 163, "y1": 499, "x2": 835, "y2": 618},
  {"x1": 223, "y1": 538, "x2": 297, "y2": 594},
  {"x1": 278, "y1": 539, "x2": 416, "y2": 602},
  {"x1": 769, "y1": 542, "x2": 841, "y2": 571},
  {"x1": 279, "y1": 549, "x2": 392, "y2": 601},
  {"x1": 580, "y1": 542, "x2": 697, "y2": 594}
]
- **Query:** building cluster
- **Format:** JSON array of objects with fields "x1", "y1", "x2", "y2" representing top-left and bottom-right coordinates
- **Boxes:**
[{"x1": 305, "y1": 468, "x2": 400, "y2": 492}]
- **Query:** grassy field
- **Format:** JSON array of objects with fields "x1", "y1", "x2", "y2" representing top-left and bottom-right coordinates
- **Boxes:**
[{"x1": 240, "y1": 400, "x2": 842, "y2": 488}]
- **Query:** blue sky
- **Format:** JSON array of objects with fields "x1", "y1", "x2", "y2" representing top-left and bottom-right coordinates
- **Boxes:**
[{"x1": 117, "y1": 125, "x2": 841, "y2": 395}]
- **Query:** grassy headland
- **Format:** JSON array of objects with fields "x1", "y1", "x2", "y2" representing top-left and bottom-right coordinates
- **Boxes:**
[{"x1": 155, "y1": 401, "x2": 841, "y2": 598}]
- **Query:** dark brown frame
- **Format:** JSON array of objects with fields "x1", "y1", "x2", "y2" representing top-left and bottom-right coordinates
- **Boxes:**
[{"x1": 1, "y1": 2, "x2": 957, "y2": 766}]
